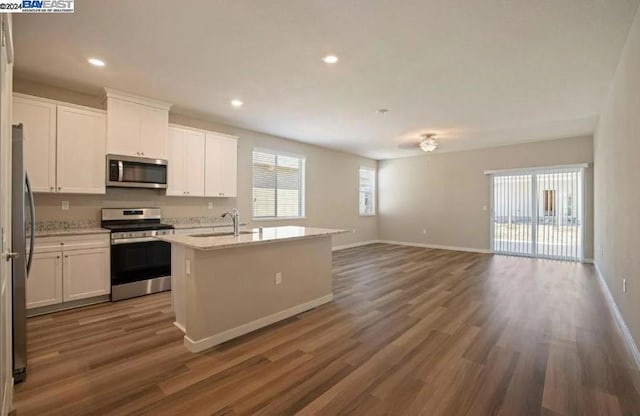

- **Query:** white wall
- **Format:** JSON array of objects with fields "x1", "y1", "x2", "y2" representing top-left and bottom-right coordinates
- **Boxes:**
[
  {"x1": 594, "y1": 3, "x2": 640, "y2": 351},
  {"x1": 378, "y1": 136, "x2": 594, "y2": 256}
]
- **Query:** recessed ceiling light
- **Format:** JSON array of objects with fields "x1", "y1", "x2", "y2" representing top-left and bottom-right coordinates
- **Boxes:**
[
  {"x1": 322, "y1": 55, "x2": 338, "y2": 64},
  {"x1": 231, "y1": 99, "x2": 243, "y2": 108},
  {"x1": 87, "y1": 58, "x2": 105, "y2": 67},
  {"x1": 376, "y1": 109, "x2": 390, "y2": 114}
]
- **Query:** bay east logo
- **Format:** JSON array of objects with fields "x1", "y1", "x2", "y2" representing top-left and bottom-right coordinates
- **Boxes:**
[{"x1": 22, "y1": 0, "x2": 73, "y2": 12}]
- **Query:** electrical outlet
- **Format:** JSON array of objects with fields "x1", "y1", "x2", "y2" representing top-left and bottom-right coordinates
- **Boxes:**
[
  {"x1": 482, "y1": 205, "x2": 488, "y2": 212},
  {"x1": 208, "y1": 202, "x2": 214, "y2": 209},
  {"x1": 600, "y1": 247, "x2": 604, "y2": 256},
  {"x1": 185, "y1": 259, "x2": 191, "y2": 276},
  {"x1": 61, "y1": 201, "x2": 69, "y2": 211},
  {"x1": 423, "y1": 229, "x2": 427, "y2": 235},
  {"x1": 623, "y1": 278, "x2": 627, "y2": 293},
  {"x1": 352, "y1": 229, "x2": 356, "y2": 234},
  {"x1": 275, "y1": 272, "x2": 282, "y2": 285}
]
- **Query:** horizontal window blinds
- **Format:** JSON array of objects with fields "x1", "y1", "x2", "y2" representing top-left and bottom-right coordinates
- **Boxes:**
[{"x1": 253, "y1": 150, "x2": 305, "y2": 218}]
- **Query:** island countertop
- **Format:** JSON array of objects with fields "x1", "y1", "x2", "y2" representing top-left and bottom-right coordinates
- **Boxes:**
[{"x1": 157, "y1": 226, "x2": 347, "y2": 250}]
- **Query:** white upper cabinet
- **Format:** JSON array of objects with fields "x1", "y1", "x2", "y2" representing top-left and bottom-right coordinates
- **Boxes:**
[
  {"x1": 169, "y1": 126, "x2": 235, "y2": 198},
  {"x1": 12, "y1": 94, "x2": 107, "y2": 194},
  {"x1": 56, "y1": 106, "x2": 106, "y2": 194},
  {"x1": 105, "y1": 98, "x2": 139, "y2": 157},
  {"x1": 184, "y1": 131, "x2": 205, "y2": 196},
  {"x1": 105, "y1": 89, "x2": 171, "y2": 160},
  {"x1": 205, "y1": 132, "x2": 238, "y2": 197},
  {"x1": 139, "y1": 105, "x2": 169, "y2": 159},
  {"x1": 167, "y1": 126, "x2": 205, "y2": 197},
  {"x1": 12, "y1": 96, "x2": 57, "y2": 193}
]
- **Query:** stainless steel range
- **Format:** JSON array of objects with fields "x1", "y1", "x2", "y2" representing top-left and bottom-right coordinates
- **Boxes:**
[{"x1": 101, "y1": 208, "x2": 174, "y2": 301}]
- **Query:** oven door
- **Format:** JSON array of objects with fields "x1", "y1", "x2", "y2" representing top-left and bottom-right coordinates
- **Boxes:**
[
  {"x1": 110, "y1": 239, "x2": 171, "y2": 286},
  {"x1": 107, "y1": 154, "x2": 168, "y2": 189}
]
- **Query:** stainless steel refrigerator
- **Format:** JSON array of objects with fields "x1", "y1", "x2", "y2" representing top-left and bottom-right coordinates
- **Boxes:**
[{"x1": 11, "y1": 124, "x2": 35, "y2": 383}]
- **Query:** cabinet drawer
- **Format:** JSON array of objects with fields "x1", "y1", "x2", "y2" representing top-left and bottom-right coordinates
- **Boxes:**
[{"x1": 31, "y1": 233, "x2": 110, "y2": 253}]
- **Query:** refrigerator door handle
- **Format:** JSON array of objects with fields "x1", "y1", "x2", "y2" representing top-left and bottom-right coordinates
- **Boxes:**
[{"x1": 25, "y1": 173, "x2": 35, "y2": 276}]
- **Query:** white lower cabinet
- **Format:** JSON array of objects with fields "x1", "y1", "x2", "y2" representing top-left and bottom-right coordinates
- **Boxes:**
[
  {"x1": 26, "y1": 234, "x2": 110, "y2": 310},
  {"x1": 63, "y1": 247, "x2": 110, "y2": 302},
  {"x1": 26, "y1": 252, "x2": 63, "y2": 309}
]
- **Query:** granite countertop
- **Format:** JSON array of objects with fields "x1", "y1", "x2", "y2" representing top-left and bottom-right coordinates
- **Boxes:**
[
  {"x1": 157, "y1": 226, "x2": 347, "y2": 251},
  {"x1": 172, "y1": 222, "x2": 247, "y2": 230}
]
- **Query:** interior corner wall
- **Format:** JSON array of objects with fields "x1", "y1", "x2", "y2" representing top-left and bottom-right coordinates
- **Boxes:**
[
  {"x1": 593, "y1": 3, "x2": 640, "y2": 351},
  {"x1": 377, "y1": 136, "x2": 594, "y2": 257}
]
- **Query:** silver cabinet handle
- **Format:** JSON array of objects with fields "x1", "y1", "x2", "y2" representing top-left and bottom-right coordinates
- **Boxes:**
[
  {"x1": 50, "y1": 186, "x2": 54, "y2": 191},
  {"x1": 4, "y1": 251, "x2": 18, "y2": 261}
]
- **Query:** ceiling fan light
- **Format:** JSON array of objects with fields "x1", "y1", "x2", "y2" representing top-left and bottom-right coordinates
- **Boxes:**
[{"x1": 420, "y1": 138, "x2": 438, "y2": 152}]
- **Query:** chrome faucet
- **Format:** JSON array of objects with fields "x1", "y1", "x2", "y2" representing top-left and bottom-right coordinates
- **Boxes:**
[{"x1": 222, "y1": 208, "x2": 240, "y2": 236}]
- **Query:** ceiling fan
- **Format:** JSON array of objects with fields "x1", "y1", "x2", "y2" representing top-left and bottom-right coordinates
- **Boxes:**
[{"x1": 398, "y1": 133, "x2": 439, "y2": 152}]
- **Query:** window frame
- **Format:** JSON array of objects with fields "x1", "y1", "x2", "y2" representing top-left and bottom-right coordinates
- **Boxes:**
[
  {"x1": 359, "y1": 166, "x2": 377, "y2": 217},
  {"x1": 252, "y1": 147, "x2": 306, "y2": 221}
]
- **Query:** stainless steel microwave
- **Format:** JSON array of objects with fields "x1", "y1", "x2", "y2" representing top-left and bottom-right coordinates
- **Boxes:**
[{"x1": 106, "y1": 154, "x2": 168, "y2": 189}]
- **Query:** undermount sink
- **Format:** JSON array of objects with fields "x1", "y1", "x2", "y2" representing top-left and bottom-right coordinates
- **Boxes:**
[{"x1": 191, "y1": 231, "x2": 255, "y2": 237}]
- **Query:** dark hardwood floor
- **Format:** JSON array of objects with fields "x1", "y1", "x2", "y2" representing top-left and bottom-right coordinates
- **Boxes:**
[{"x1": 13, "y1": 243, "x2": 640, "y2": 415}]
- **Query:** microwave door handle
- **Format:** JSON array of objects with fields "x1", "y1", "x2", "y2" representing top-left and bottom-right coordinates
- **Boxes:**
[
  {"x1": 118, "y1": 161, "x2": 124, "y2": 182},
  {"x1": 26, "y1": 173, "x2": 35, "y2": 277}
]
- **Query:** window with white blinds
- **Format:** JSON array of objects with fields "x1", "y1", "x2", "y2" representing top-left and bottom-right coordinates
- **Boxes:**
[
  {"x1": 252, "y1": 149, "x2": 305, "y2": 219},
  {"x1": 359, "y1": 167, "x2": 376, "y2": 216}
]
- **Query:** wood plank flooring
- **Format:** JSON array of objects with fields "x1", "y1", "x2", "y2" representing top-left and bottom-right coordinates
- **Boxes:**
[{"x1": 13, "y1": 243, "x2": 640, "y2": 415}]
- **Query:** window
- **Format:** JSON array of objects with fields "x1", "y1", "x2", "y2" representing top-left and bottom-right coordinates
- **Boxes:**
[
  {"x1": 253, "y1": 149, "x2": 305, "y2": 219},
  {"x1": 359, "y1": 167, "x2": 376, "y2": 216}
]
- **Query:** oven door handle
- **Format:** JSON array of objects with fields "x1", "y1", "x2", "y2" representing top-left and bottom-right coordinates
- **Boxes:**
[{"x1": 111, "y1": 237, "x2": 164, "y2": 245}]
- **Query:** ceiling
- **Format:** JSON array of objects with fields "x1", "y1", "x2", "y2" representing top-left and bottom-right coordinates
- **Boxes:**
[{"x1": 12, "y1": 0, "x2": 640, "y2": 159}]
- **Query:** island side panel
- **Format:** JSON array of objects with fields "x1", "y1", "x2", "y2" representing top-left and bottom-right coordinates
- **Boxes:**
[
  {"x1": 170, "y1": 243, "x2": 192, "y2": 333},
  {"x1": 184, "y1": 235, "x2": 333, "y2": 351}
]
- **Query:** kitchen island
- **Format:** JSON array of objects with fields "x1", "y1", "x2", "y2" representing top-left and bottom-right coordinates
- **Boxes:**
[{"x1": 158, "y1": 226, "x2": 346, "y2": 352}]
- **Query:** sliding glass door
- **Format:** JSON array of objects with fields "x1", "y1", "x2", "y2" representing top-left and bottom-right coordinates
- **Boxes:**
[{"x1": 490, "y1": 166, "x2": 584, "y2": 261}]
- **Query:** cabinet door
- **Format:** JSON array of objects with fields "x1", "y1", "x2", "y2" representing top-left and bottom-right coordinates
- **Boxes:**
[
  {"x1": 139, "y1": 105, "x2": 168, "y2": 159},
  {"x1": 219, "y1": 137, "x2": 238, "y2": 197},
  {"x1": 166, "y1": 127, "x2": 186, "y2": 196},
  {"x1": 106, "y1": 98, "x2": 140, "y2": 157},
  {"x1": 204, "y1": 133, "x2": 223, "y2": 197},
  {"x1": 184, "y1": 130, "x2": 205, "y2": 196},
  {"x1": 63, "y1": 247, "x2": 110, "y2": 302},
  {"x1": 57, "y1": 106, "x2": 106, "y2": 194},
  {"x1": 205, "y1": 133, "x2": 237, "y2": 197},
  {"x1": 26, "y1": 251, "x2": 63, "y2": 309},
  {"x1": 13, "y1": 96, "x2": 57, "y2": 193}
]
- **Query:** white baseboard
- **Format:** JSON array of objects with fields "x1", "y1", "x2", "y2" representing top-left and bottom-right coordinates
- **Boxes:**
[
  {"x1": 173, "y1": 321, "x2": 186, "y2": 333},
  {"x1": 583, "y1": 258, "x2": 594, "y2": 264},
  {"x1": 594, "y1": 263, "x2": 640, "y2": 370},
  {"x1": 184, "y1": 294, "x2": 334, "y2": 353},
  {"x1": 377, "y1": 240, "x2": 492, "y2": 254},
  {"x1": 332, "y1": 240, "x2": 378, "y2": 251}
]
